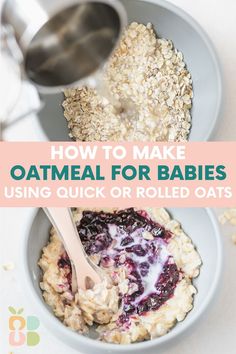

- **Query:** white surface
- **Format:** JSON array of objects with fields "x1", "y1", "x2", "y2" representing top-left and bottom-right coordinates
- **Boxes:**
[
  {"x1": 169, "y1": 0, "x2": 236, "y2": 141},
  {"x1": 1, "y1": 0, "x2": 236, "y2": 353},
  {"x1": 22, "y1": 208, "x2": 222, "y2": 354},
  {"x1": 1, "y1": 0, "x2": 236, "y2": 141},
  {"x1": 0, "y1": 0, "x2": 236, "y2": 141},
  {"x1": 0, "y1": 207, "x2": 235, "y2": 354}
]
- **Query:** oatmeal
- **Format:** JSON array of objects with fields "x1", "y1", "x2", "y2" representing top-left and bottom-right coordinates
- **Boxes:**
[
  {"x1": 39, "y1": 208, "x2": 201, "y2": 344},
  {"x1": 63, "y1": 22, "x2": 193, "y2": 142}
]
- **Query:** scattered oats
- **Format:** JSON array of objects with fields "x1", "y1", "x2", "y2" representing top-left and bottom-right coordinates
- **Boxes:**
[
  {"x1": 218, "y1": 213, "x2": 227, "y2": 225},
  {"x1": 63, "y1": 22, "x2": 193, "y2": 142},
  {"x1": 219, "y1": 209, "x2": 236, "y2": 226},
  {"x1": 224, "y1": 209, "x2": 236, "y2": 221},
  {"x1": 231, "y1": 233, "x2": 236, "y2": 244},
  {"x1": 219, "y1": 208, "x2": 236, "y2": 244},
  {"x1": 229, "y1": 218, "x2": 236, "y2": 226},
  {"x1": 2, "y1": 262, "x2": 15, "y2": 271}
]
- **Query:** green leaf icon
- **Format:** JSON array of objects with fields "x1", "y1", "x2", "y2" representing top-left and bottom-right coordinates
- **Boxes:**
[
  {"x1": 8, "y1": 306, "x2": 16, "y2": 314},
  {"x1": 17, "y1": 308, "x2": 24, "y2": 314}
]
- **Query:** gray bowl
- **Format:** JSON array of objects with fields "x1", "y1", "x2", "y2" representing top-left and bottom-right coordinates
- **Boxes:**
[
  {"x1": 35, "y1": 0, "x2": 223, "y2": 142},
  {"x1": 21, "y1": 208, "x2": 222, "y2": 353}
]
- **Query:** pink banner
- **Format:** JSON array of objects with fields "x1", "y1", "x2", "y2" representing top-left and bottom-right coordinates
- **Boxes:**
[{"x1": 0, "y1": 142, "x2": 236, "y2": 207}]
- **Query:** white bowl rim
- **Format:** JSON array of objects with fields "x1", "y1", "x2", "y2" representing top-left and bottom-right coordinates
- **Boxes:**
[{"x1": 21, "y1": 207, "x2": 223, "y2": 352}]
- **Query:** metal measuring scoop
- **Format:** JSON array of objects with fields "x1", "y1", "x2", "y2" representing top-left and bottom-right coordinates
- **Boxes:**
[
  {"x1": 2, "y1": 0, "x2": 127, "y2": 93},
  {"x1": 44, "y1": 207, "x2": 101, "y2": 292}
]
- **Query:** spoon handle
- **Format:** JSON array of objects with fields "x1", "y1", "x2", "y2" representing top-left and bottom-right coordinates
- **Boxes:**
[{"x1": 44, "y1": 207, "x2": 101, "y2": 291}]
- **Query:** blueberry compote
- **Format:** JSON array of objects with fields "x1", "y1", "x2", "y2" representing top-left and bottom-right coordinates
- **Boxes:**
[
  {"x1": 58, "y1": 208, "x2": 180, "y2": 326},
  {"x1": 58, "y1": 252, "x2": 72, "y2": 290}
]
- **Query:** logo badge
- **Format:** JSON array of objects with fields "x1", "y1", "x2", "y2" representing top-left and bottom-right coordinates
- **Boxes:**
[{"x1": 8, "y1": 307, "x2": 40, "y2": 347}]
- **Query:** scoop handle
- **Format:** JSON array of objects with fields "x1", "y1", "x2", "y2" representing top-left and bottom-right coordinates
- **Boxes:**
[{"x1": 44, "y1": 207, "x2": 101, "y2": 290}]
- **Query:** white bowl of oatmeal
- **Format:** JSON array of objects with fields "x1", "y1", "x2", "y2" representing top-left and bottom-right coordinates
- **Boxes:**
[
  {"x1": 22, "y1": 208, "x2": 222, "y2": 353},
  {"x1": 36, "y1": 0, "x2": 222, "y2": 142}
]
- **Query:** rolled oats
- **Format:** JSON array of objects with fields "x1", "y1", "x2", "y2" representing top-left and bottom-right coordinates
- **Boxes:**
[{"x1": 63, "y1": 22, "x2": 193, "y2": 142}]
